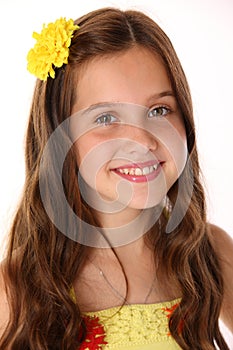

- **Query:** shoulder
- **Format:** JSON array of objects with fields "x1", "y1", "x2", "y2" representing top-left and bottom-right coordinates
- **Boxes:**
[
  {"x1": 0, "y1": 262, "x2": 10, "y2": 339},
  {"x1": 207, "y1": 223, "x2": 233, "y2": 332},
  {"x1": 208, "y1": 224, "x2": 233, "y2": 270}
]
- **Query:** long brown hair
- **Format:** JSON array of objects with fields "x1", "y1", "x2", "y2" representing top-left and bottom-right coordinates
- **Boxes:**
[{"x1": 1, "y1": 7, "x2": 229, "y2": 349}]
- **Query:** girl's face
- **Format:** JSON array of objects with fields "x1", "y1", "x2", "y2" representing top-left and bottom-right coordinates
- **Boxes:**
[{"x1": 70, "y1": 46, "x2": 187, "y2": 223}]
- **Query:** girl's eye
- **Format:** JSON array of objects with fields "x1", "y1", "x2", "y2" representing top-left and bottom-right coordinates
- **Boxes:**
[
  {"x1": 148, "y1": 106, "x2": 170, "y2": 118},
  {"x1": 95, "y1": 113, "x2": 118, "y2": 125}
]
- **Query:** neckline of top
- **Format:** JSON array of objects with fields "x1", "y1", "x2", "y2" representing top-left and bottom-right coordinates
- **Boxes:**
[
  {"x1": 70, "y1": 285, "x2": 181, "y2": 314},
  {"x1": 83, "y1": 297, "x2": 182, "y2": 315}
]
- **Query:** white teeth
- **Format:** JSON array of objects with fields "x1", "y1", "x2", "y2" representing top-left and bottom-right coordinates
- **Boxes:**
[
  {"x1": 142, "y1": 166, "x2": 150, "y2": 175},
  {"x1": 135, "y1": 168, "x2": 143, "y2": 176},
  {"x1": 117, "y1": 163, "x2": 160, "y2": 176}
]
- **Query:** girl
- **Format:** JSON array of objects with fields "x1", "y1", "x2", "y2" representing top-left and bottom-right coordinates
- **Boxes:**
[{"x1": 0, "y1": 7, "x2": 232, "y2": 350}]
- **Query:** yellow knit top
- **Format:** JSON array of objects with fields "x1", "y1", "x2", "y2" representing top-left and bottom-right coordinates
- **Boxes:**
[{"x1": 80, "y1": 298, "x2": 182, "y2": 350}]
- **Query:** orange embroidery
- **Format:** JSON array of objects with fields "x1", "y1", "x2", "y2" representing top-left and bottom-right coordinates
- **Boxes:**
[
  {"x1": 163, "y1": 303, "x2": 180, "y2": 318},
  {"x1": 162, "y1": 302, "x2": 183, "y2": 335}
]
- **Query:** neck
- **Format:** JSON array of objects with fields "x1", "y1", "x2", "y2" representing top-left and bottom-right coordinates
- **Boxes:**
[
  {"x1": 92, "y1": 206, "x2": 161, "y2": 249},
  {"x1": 112, "y1": 235, "x2": 149, "y2": 258},
  {"x1": 88, "y1": 231, "x2": 156, "y2": 272},
  {"x1": 94, "y1": 206, "x2": 142, "y2": 228}
]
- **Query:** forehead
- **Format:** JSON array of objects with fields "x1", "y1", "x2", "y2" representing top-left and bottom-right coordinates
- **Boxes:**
[{"x1": 72, "y1": 46, "x2": 172, "y2": 112}]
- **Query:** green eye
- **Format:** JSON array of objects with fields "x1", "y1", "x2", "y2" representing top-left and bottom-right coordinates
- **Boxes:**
[
  {"x1": 95, "y1": 113, "x2": 118, "y2": 125},
  {"x1": 148, "y1": 106, "x2": 170, "y2": 118}
]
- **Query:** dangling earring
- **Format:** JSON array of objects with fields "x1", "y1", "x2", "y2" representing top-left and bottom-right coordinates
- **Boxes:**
[{"x1": 162, "y1": 195, "x2": 172, "y2": 220}]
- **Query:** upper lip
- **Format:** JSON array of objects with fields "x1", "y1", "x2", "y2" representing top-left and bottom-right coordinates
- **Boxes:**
[{"x1": 112, "y1": 160, "x2": 163, "y2": 170}]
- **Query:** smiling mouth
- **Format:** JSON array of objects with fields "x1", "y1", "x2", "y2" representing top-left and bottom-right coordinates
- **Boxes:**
[
  {"x1": 111, "y1": 161, "x2": 163, "y2": 182},
  {"x1": 117, "y1": 163, "x2": 159, "y2": 176}
]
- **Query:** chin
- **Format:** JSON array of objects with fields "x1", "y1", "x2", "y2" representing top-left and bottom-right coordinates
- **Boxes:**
[{"x1": 119, "y1": 191, "x2": 166, "y2": 210}]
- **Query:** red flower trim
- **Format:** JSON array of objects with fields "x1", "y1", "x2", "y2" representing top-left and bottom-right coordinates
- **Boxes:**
[
  {"x1": 163, "y1": 303, "x2": 180, "y2": 318},
  {"x1": 79, "y1": 315, "x2": 107, "y2": 350},
  {"x1": 162, "y1": 302, "x2": 184, "y2": 335}
]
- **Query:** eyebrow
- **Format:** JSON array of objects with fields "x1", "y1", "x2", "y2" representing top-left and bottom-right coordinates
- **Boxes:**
[
  {"x1": 80, "y1": 102, "x2": 121, "y2": 116},
  {"x1": 79, "y1": 90, "x2": 175, "y2": 116},
  {"x1": 147, "y1": 90, "x2": 175, "y2": 102}
]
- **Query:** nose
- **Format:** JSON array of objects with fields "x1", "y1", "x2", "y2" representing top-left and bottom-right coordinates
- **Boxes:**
[{"x1": 123, "y1": 125, "x2": 158, "y2": 153}]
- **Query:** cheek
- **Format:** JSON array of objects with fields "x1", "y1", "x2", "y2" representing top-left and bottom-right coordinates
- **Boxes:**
[
  {"x1": 73, "y1": 137, "x2": 100, "y2": 197},
  {"x1": 165, "y1": 118, "x2": 187, "y2": 175},
  {"x1": 73, "y1": 138, "x2": 89, "y2": 167},
  {"x1": 168, "y1": 113, "x2": 187, "y2": 141},
  {"x1": 74, "y1": 133, "x2": 103, "y2": 167},
  {"x1": 74, "y1": 135, "x2": 119, "y2": 186},
  {"x1": 170, "y1": 137, "x2": 187, "y2": 178},
  {"x1": 176, "y1": 122, "x2": 187, "y2": 145},
  {"x1": 148, "y1": 117, "x2": 187, "y2": 174}
]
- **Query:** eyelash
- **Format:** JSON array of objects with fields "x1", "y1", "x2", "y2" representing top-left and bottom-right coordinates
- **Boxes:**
[{"x1": 148, "y1": 106, "x2": 171, "y2": 118}]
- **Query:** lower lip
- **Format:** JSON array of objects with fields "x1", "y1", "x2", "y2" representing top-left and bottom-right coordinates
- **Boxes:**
[{"x1": 112, "y1": 163, "x2": 163, "y2": 183}]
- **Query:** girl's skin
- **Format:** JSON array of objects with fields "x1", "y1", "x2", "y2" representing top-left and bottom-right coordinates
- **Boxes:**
[{"x1": 0, "y1": 46, "x2": 233, "y2": 336}]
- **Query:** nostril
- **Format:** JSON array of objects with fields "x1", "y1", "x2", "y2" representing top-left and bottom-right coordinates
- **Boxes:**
[{"x1": 122, "y1": 139, "x2": 153, "y2": 155}]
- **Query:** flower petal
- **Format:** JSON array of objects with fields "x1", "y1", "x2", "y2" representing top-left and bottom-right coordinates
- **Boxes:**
[{"x1": 27, "y1": 17, "x2": 79, "y2": 81}]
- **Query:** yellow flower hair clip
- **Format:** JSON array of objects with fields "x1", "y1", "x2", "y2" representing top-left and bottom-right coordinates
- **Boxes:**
[{"x1": 27, "y1": 17, "x2": 79, "y2": 81}]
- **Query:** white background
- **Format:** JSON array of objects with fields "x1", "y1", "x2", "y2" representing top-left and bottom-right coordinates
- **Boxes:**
[{"x1": 0, "y1": 0, "x2": 232, "y2": 345}]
